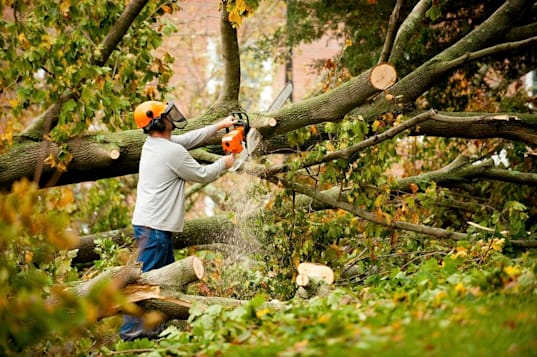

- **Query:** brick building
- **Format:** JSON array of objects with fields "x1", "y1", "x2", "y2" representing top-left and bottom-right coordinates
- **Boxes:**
[{"x1": 158, "y1": 0, "x2": 342, "y2": 116}]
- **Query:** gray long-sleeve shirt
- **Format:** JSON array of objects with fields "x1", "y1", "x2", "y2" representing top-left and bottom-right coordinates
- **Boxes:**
[{"x1": 132, "y1": 124, "x2": 227, "y2": 232}]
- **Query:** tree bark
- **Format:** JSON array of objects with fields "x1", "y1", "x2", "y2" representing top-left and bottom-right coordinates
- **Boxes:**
[
  {"x1": 52, "y1": 256, "x2": 205, "y2": 319},
  {"x1": 72, "y1": 215, "x2": 237, "y2": 265}
]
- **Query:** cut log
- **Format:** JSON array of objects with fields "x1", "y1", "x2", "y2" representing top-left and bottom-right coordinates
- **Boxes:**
[
  {"x1": 369, "y1": 63, "x2": 397, "y2": 90},
  {"x1": 138, "y1": 255, "x2": 204, "y2": 289},
  {"x1": 297, "y1": 262, "x2": 335, "y2": 284},
  {"x1": 49, "y1": 256, "x2": 205, "y2": 319},
  {"x1": 295, "y1": 263, "x2": 335, "y2": 299},
  {"x1": 295, "y1": 275, "x2": 331, "y2": 299},
  {"x1": 295, "y1": 273, "x2": 310, "y2": 287},
  {"x1": 51, "y1": 256, "x2": 290, "y2": 322},
  {"x1": 136, "y1": 294, "x2": 286, "y2": 321},
  {"x1": 47, "y1": 264, "x2": 142, "y2": 307}
]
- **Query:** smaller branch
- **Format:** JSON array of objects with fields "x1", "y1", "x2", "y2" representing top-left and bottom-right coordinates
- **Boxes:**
[
  {"x1": 378, "y1": 0, "x2": 404, "y2": 64},
  {"x1": 20, "y1": 96, "x2": 69, "y2": 140},
  {"x1": 395, "y1": 155, "x2": 475, "y2": 191},
  {"x1": 503, "y1": 22, "x2": 537, "y2": 42},
  {"x1": 438, "y1": 36, "x2": 537, "y2": 74},
  {"x1": 278, "y1": 178, "x2": 467, "y2": 241},
  {"x1": 396, "y1": 153, "x2": 537, "y2": 192},
  {"x1": 21, "y1": 0, "x2": 148, "y2": 141},
  {"x1": 95, "y1": 0, "x2": 150, "y2": 66},
  {"x1": 389, "y1": 0, "x2": 432, "y2": 64},
  {"x1": 260, "y1": 109, "x2": 437, "y2": 177},
  {"x1": 412, "y1": 112, "x2": 537, "y2": 145},
  {"x1": 479, "y1": 168, "x2": 537, "y2": 186}
]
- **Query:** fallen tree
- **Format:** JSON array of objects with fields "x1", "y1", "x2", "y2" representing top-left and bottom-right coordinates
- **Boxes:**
[
  {"x1": 54, "y1": 255, "x2": 291, "y2": 322},
  {"x1": 3, "y1": 0, "x2": 537, "y2": 314}
]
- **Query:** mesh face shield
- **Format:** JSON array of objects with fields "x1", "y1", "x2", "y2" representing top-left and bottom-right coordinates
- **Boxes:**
[{"x1": 162, "y1": 102, "x2": 187, "y2": 129}]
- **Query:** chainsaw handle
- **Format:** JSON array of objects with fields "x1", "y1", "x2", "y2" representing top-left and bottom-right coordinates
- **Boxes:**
[{"x1": 231, "y1": 111, "x2": 249, "y2": 131}]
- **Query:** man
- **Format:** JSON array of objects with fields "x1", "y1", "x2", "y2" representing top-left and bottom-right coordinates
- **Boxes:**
[{"x1": 120, "y1": 100, "x2": 236, "y2": 341}]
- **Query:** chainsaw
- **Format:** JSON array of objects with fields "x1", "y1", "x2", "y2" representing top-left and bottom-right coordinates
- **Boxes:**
[{"x1": 222, "y1": 82, "x2": 293, "y2": 172}]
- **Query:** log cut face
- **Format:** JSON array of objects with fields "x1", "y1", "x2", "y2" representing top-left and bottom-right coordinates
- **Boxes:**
[{"x1": 295, "y1": 262, "x2": 335, "y2": 299}]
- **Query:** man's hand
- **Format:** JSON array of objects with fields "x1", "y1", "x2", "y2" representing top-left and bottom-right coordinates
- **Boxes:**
[
  {"x1": 217, "y1": 115, "x2": 238, "y2": 130},
  {"x1": 223, "y1": 154, "x2": 234, "y2": 168}
]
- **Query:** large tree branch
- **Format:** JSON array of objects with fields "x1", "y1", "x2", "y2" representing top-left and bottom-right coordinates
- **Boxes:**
[
  {"x1": 361, "y1": 0, "x2": 534, "y2": 121},
  {"x1": 411, "y1": 112, "x2": 537, "y2": 145},
  {"x1": 3, "y1": 108, "x2": 537, "y2": 190},
  {"x1": 253, "y1": 69, "x2": 380, "y2": 139},
  {"x1": 72, "y1": 215, "x2": 237, "y2": 265}
]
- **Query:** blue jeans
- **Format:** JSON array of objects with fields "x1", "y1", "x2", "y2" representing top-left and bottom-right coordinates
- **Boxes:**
[{"x1": 119, "y1": 226, "x2": 175, "y2": 341}]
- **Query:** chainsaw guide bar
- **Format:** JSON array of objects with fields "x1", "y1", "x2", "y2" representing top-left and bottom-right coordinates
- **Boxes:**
[{"x1": 223, "y1": 82, "x2": 293, "y2": 172}]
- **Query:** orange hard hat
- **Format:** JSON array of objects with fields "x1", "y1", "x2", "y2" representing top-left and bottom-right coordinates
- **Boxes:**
[{"x1": 133, "y1": 101, "x2": 166, "y2": 129}]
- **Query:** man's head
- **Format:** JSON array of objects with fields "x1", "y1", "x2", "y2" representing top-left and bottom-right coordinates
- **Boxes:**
[{"x1": 134, "y1": 101, "x2": 187, "y2": 134}]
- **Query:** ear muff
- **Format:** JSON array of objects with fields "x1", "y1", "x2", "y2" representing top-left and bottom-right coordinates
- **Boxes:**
[{"x1": 143, "y1": 118, "x2": 166, "y2": 133}]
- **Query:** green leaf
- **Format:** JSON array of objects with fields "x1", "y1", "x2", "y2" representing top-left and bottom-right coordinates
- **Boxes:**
[{"x1": 426, "y1": 6, "x2": 442, "y2": 21}]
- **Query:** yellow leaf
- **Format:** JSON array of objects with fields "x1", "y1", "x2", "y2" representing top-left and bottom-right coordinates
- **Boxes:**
[
  {"x1": 25, "y1": 251, "x2": 33, "y2": 264},
  {"x1": 326, "y1": 142, "x2": 336, "y2": 152},
  {"x1": 491, "y1": 238, "x2": 505, "y2": 252},
  {"x1": 374, "y1": 194, "x2": 384, "y2": 208},
  {"x1": 60, "y1": 0, "x2": 71, "y2": 18},
  {"x1": 372, "y1": 120, "x2": 381, "y2": 132},
  {"x1": 85, "y1": 304, "x2": 99, "y2": 323},
  {"x1": 161, "y1": 4, "x2": 172, "y2": 14},
  {"x1": 453, "y1": 246, "x2": 467, "y2": 258},
  {"x1": 228, "y1": 11, "x2": 242, "y2": 27},
  {"x1": 256, "y1": 308, "x2": 270, "y2": 319},
  {"x1": 455, "y1": 282, "x2": 466, "y2": 295},
  {"x1": 434, "y1": 290, "x2": 447, "y2": 304},
  {"x1": 18, "y1": 33, "x2": 30, "y2": 49},
  {"x1": 317, "y1": 314, "x2": 330, "y2": 323},
  {"x1": 144, "y1": 310, "x2": 166, "y2": 330},
  {"x1": 59, "y1": 188, "x2": 74, "y2": 207},
  {"x1": 44, "y1": 154, "x2": 56, "y2": 168},
  {"x1": 504, "y1": 266, "x2": 521, "y2": 278},
  {"x1": 383, "y1": 211, "x2": 391, "y2": 225}
]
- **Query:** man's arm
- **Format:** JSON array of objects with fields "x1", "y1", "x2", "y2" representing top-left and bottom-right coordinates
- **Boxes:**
[{"x1": 170, "y1": 116, "x2": 237, "y2": 149}]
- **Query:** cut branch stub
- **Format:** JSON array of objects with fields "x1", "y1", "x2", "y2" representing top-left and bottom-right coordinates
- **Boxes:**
[{"x1": 369, "y1": 63, "x2": 397, "y2": 90}]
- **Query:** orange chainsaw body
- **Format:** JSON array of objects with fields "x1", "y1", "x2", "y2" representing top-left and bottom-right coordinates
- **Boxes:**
[{"x1": 222, "y1": 126, "x2": 245, "y2": 154}]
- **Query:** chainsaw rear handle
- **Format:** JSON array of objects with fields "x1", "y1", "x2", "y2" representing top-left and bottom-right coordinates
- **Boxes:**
[{"x1": 225, "y1": 111, "x2": 250, "y2": 133}]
